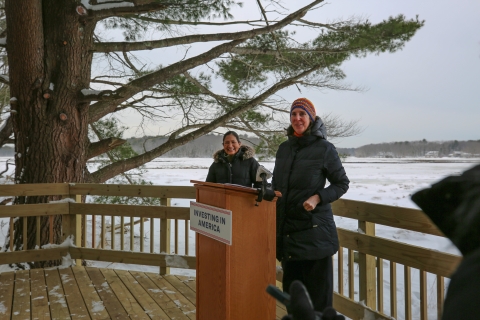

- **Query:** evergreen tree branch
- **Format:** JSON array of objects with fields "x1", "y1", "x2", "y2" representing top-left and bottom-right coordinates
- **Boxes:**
[
  {"x1": 88, "y1": 0, "x2": 323, "y2": 123},
  {"x1": 89, "y1": 63, "x2": 324, "y2": 182},
  {"x1": 94, "y1": 31, "x2": 258, "y2": 52},
  {"x1": 93, "y1": 0, "x2": 322, "y2": 53},
  {"x1": 229, "y1": 47, "x2": 359, "y2": 56},
  {"x1": 89, "y1": 37, "x2": 246, "y2": 122}
]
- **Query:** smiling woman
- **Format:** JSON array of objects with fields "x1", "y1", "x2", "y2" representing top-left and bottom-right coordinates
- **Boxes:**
[
  {"x1": 273, "y1": 97, "x2": 350, "y2": 313},
  {"x1": 205, "y1": 131, "x2": 261, "y2": 188}
]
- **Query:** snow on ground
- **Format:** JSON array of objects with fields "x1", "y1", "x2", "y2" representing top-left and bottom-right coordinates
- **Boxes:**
[
  {"x1": 1, "y1": 156, "x2": 479, "y2": 319},
  {"x1": 1, "y1": 156, "x2": 477, "y2": 260}
]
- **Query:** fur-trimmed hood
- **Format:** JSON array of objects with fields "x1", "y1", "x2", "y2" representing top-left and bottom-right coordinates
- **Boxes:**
[{"x1": 212, "y1": 145, "x2": 256, "y2": 163}]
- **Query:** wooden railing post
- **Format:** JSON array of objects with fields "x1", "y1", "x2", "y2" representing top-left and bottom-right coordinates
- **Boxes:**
[
  {"x1": 159, "y1": 197, "x2": 171, "y2": 275},
  {"x1": 62, "y1": 192, "x2": 82, "y2": 266},
  {"x1": 358, "y1": 220, "x2": 376, "y2": 309}
]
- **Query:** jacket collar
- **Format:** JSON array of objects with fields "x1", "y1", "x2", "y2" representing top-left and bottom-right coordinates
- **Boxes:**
[{"x1": 212, "y1": 145, "x2": 256, "y2": 163}]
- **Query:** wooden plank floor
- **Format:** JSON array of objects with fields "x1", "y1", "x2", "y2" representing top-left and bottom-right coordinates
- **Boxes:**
[{"x1": 0, "y1": 266, "x2": 288, "y2": 319}]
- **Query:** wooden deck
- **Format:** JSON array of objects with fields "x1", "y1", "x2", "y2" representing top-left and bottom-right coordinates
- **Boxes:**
[{"x1": 0, "y1": 266, "x2": 288, "y2": 319}]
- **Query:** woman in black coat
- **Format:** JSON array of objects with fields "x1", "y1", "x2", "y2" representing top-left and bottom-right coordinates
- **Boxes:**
[
  {"x1": 272, "y1": 98, "x2": 350, "y2": 313},
  {"x1": 206, "y1": 131, "x2": 261, "y2": 188}
]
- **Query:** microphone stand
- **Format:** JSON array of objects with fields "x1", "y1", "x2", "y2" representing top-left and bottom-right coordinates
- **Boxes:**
[{"x1": 256, "y1": 172, "x2": 275, "y2": 205}]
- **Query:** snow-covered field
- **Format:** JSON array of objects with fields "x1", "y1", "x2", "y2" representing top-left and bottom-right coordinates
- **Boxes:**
[
  {"x1": 1, "y1": 156, "x2": 477, "y2": 259},
  {"x1": 1, "y1": 156, "x2": 479, "y2": 319}
]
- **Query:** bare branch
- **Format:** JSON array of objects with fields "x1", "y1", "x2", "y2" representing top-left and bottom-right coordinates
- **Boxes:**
[
  {"x1": 183, "y1": 72, "x2": 228, "y2": 106},
  {"x1": 0, "y1": 159, "x2": 14, "y2": 177},
  {"x1": 136, "y1": 16, "x2": 265, "y2": 26},
  {"x1": 89, "y1": 124, "x2": 134, "y2": 184},
  {"x1": 322, "y1": 112, "x2": 364, "y2": 139},
  {"x1": 0, "y1": 115, "x2": 13, "y2": 147},
  {"x1": 81, "y1": 89, "x2": 120, "y2": 102},
  {"x1": 90, "y1": 79, "x2": 125, "y2": 86},
  {"x1": 0, "y1": 74, "x2": 8, "y2": 85},
  {"x1": 94, "y1": 31, "x2": 252, "y2": 53},
  {"x1": 89, "y1": 1, "x2": 169, "y2": 20},
  {"x1": 297, "y1": 18, "x2": 355, "y2": 32},
  {"x1": 0, "y1": 198, "x2": 13, "y2": 205},
  {"x1": 122, "y1": 51, "x2": 141, "y2": 74},
  {"x1": 87, "y1": 137, "x2": 127, "y2": 160}
]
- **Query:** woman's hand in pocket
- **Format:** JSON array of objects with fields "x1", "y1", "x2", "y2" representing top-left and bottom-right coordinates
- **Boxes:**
[{"x1": 303, "y1": 194, "x2": 320, "y2": 212}]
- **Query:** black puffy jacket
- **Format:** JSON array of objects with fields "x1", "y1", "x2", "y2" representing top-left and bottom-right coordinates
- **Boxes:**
[
  {"x1": 273, "y1": 117, "x2": 350, "y2": 262},
  {"x1": 206, "y1": 145, "x2": 261, "y2": 188}
]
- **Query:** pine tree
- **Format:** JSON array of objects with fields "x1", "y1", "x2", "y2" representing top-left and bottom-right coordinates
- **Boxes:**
[{"x1": 0, "y1": 0, "x2": 424, "y2": 259}]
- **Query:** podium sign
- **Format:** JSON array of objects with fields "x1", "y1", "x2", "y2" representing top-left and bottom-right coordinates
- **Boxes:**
[
  {"x1": 191, "y1": 180, "x2": 278, "y2": 320},
  {"x1": 190, "y1": 201, "x2": 232, "y2": 245}
]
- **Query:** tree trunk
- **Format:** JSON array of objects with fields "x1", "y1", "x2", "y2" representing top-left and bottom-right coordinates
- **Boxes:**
[{"x1": 5, "y1": 0, "x2": 96, "y2": 267}]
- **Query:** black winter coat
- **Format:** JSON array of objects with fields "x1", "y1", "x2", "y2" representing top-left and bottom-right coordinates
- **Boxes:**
[
  {"x1": 206, "y1": 145, "x2": 261, "y2": 188},
  {"x1": 273, "y1": 117, "x2": 350, "y2": 262}
]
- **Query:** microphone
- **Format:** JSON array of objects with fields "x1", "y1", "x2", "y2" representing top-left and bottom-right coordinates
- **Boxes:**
[
  {"x1": 256, "y1": 165, "x2": 273, "y2": 182},
  {"x1": 255, "y1": 165, "x2": 275, "y2": 203}
]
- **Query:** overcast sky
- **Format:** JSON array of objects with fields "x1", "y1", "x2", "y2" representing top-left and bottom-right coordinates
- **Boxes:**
[
  {"x1": 114, "y1": 0, "x2": 480, "y2": 149},
  {"x1": 292, "y1": 0, "x2": 480, "y2": 148}
]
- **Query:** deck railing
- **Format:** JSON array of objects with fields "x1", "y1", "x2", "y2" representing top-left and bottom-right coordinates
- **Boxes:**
[
  {"x1": 0, "y1": 183, "x2": 196, "y2": 274},
  {"x1": 0, "y1": 183, "x2": 461, "y2": 320},
  {"x1": 330, "y1": 199, "x2": 461, "y2": 320}
]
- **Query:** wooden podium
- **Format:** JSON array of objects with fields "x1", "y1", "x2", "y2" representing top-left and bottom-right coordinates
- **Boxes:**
[{"x1": 191, "y1": 181, "x2": 279, "y2": 320}]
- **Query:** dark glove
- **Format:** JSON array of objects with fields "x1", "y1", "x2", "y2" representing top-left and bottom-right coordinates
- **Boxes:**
[{"x1": 281, "y1": 280, "x2": 345, "y2": 320}]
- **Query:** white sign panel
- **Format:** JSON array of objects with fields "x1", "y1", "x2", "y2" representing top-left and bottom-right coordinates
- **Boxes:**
[{"x1": 190, "y1": 201, "x2": 232, "y2": 245}]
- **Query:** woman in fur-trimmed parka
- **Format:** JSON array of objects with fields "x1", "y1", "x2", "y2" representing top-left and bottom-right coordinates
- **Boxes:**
[
  {"x1": 273, "y1": 98, "x2": 349, "y2": 313},
  {"x1": 206, "y1": 131, "x2": 261, "y2": 188}
]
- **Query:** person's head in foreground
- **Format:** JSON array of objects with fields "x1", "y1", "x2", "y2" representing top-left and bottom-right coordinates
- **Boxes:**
[{"x1": 411, "y1": 164, "x2": 480, "y2": 320}]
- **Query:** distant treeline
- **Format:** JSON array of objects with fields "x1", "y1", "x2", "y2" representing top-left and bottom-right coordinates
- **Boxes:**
[
  {"x1": 127, "y1": 134, "x2": 260, "y2": 158},
  {"x1": 353, "y1": 139, "x2": 480, "y2": 158},
  {"x1": 1, "y1": 138, "x2": 479, "y2": 158}
]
